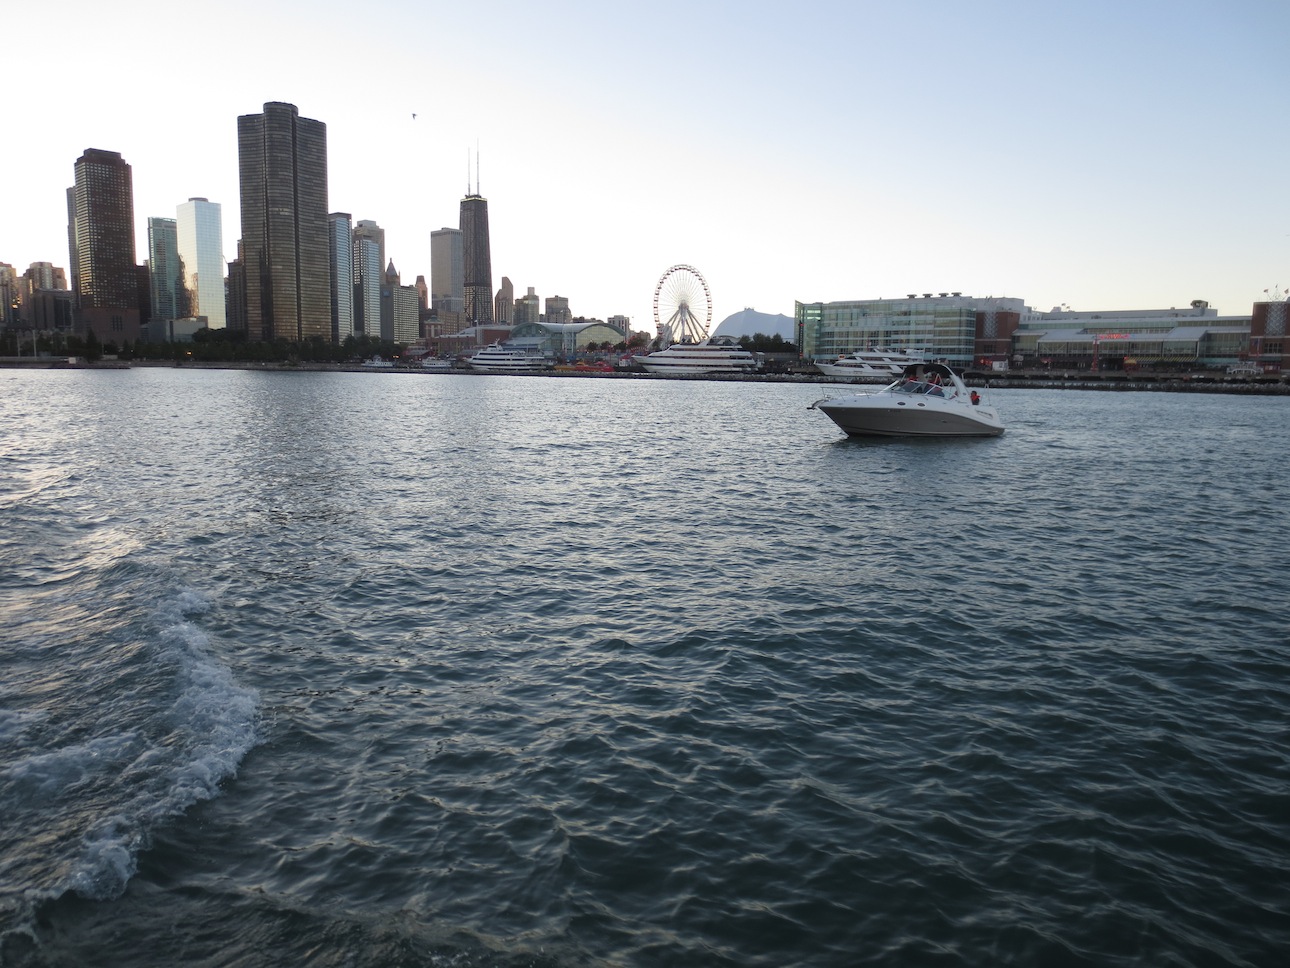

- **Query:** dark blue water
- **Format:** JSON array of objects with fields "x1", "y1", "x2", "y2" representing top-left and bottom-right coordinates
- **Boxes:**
[{"x1": 2, "y1": 368, "x2": 1287, "y2": 967}]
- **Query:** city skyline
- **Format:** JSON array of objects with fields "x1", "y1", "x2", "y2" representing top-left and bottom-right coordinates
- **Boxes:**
[{"x1": 7, "y1": 1, "x2": 1290, "y2": 335}]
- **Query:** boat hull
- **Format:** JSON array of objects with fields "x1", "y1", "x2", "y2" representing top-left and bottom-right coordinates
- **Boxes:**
[
  {"x1": 635, "y1": 362, "x2": 756, "y2": 375},
  {"x1": 813, "y1": 398, "x2": 1004, "y2": 437},
  {"x1": 470, "y1": 363, "x2": 549, "y2": 373},
  {"x1": 632, "y1": 337, "x2": 759, "y2": 376}
]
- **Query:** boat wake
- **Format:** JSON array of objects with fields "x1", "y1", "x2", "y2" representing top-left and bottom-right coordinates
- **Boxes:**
[{"x1": 0, "y1": 585, "x2": 260, "y2": 947}]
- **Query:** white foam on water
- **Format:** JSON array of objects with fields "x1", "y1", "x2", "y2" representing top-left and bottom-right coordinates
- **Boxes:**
[
  {"x1": 0, "y1": 707, "x2": 48, "y2": 744},
  {"x1": 3, "y1": 732, "x2": 142, "y2": 799},
  {"x1": 20, "y1": 586, "x2": 263, "y2": 903}
]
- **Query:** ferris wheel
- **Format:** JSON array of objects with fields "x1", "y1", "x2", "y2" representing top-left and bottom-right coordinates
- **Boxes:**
[{"x1": 653, "y1": 264, "x2": 712, "y2": 345}]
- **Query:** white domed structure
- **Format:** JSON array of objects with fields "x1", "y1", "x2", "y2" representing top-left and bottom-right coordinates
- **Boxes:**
[{"x1": 711, "y1": 308, "x2": 794, "y2": 341}]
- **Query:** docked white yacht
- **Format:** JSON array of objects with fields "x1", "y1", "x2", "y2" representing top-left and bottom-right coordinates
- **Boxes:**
[
  {"x1": 810, "y1": 362, "x2": 1004, "y2": 437},
  {"x1": 632, "y1": 336, "x2": 760, "y2": 375},
  {"x1": 814, "y1": 347, "x2": 927, "y2": 380},
  {"x1": 468, "y1": 343, "x2": 552, "y2": 373}
]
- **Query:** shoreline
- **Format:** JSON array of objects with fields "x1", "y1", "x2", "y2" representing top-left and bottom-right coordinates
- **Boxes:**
[{"x1": 4, "y1": 357, "x2": 1288, "y2": 394}]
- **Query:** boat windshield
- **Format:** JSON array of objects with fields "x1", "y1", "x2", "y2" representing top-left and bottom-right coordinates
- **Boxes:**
[{"x1": 893, "y1": 364, "x2": 958, "y2": 396}]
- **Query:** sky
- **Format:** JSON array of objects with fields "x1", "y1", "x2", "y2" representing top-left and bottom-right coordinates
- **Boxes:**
[{"x1": 8, "y1": 0, "x2": 1290, "y2": 332}]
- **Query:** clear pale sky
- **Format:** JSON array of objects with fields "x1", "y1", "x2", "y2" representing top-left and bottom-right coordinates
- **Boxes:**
[{"x1": 8, "y1": 0, "x2": 1288, "y2": 332}]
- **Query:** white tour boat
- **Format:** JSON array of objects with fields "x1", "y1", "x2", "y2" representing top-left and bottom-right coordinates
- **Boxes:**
[
  {"x1": 814, "y1": 347, "x2": 927, "y2": 380},
  {"x1": 810, "y1": 362, "x2": 1004, "y2": 438},
  {"x1": 633, "y1": 336, "x2": 760, "y2": 375},
  {"x1": 468, "y1": 343, "x2": 552, "y2": 373}
]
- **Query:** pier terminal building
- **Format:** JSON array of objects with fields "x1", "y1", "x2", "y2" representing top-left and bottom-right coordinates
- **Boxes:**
[{"x1": 796, "y1": 293, "x2": 1284, "y2": 372}]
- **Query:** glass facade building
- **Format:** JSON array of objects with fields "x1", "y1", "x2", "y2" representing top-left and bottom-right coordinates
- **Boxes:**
[
  {"x1": 796, "y1": 294, "x2": 1025, "y2": 366},
  {"x1": 176, "y1": 197, "x2": 226, "y2": 329},
  {"x1": 237, "y1": 102, "x2": 330, "y2": 342},
  {"x1": 147, "y1": 217, "x2": 179, "y2": 322}
]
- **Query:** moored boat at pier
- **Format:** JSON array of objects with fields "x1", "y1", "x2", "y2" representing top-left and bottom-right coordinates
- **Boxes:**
[
  {"x1": 468, "y1": 344, "x2": 553, "y2": 373},
  {"x1": 814, "y1": 347, "x2": 927, "y2": 380},
  {"x1": 632, "y1": 336, "x2": 759, "y2": 375}
]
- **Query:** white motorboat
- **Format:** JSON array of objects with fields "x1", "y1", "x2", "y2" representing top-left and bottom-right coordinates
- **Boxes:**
[
  {"x1": 468, "y1": 343, "x2": 552, "y2": 373},
  {"x1": 360, "y1": 356, "x2": 394, "y2": 369},
  {"x1": 810, "y1": 362, "x2": 1004, "y2": 437},
  {"x1": 814, "y1": 347, "x2": 927, "y2": 380},
  {"x1": 633, "y1": 336, "x2": 759, "y2": 375}
]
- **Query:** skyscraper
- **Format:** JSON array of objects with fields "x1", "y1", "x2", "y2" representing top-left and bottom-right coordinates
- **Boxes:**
[
  {"x1": 0, "y1": 264, "x2": 18, "y2": 328},
  {"x1": 328, "y1": 212, "x2": 354, "y2": 343},
  {"x1": 380, "y1": 260, "x2": 420, "y2": 344},
  {"x1": 147, "y1": 217, "x2": 179, "y2": 322},
  {"x1": 237, "y1": 102, "x2": 330, "y2": 342},
  {"x1": 68, "y1": 148, "x2": 140, "y2": 342},
  {"x1": 430, "y1": 227, "x2": 463, "y2": 314},
  {"x1": 352, "y1": 220, "x2": 384, "y2": 338},
  {"x1": 494, "y1": 276, "x2": 514, "y2": 325},
  {"x1": 176, "y1": 197, "x2": 226, "y2": 329},
  {"x1": 514, "y1": 286, "x2": 540, "y2": 326},
  {"x1": 459, "y1": 193, "x2": 492, "y2": 323},
  {"x1": 544, "y1": 295, "x2": 571, "y2": 325}
]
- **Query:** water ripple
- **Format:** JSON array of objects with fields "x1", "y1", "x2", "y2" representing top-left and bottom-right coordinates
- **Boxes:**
[{"x1": 2, "y1": 371, "x2": 1288, "y2": 967}]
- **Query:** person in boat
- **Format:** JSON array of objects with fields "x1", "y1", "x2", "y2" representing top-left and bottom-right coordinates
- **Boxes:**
[{"x1": 970, "y1": 390, "x2": 981, "y2": 406}]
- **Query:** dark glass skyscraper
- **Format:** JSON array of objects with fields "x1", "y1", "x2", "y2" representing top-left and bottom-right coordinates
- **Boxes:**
[
  {"x1": 68, "y1": 148, "x2": 140, "y2": 343},
  {"x1": 237, "y1": 102, "x2": 331, "y2": 342},
  {"x1": 459, "y1": 193, "x2": 493, "y2": 323}
]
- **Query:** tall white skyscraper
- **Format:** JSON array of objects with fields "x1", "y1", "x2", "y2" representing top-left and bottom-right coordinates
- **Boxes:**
[
  {"x1": 176, "y1": 197, "x2": 226, "y2": 329},
  {"x1": 352, "y1": 223, "x2": 382, "y2": 338},
  {"x1": 328, "y1": 212, "x2": 354, "y2": 342}
]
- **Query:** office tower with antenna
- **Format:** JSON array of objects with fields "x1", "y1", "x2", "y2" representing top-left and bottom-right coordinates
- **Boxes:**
[{"x1": 459, "y1": 149, "x2": 493, "y2": 324}]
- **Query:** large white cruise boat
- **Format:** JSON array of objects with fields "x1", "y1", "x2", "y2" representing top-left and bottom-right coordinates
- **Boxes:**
[
  {"x1": 467, "y1": 343, "x2": 552, "y2": 373},
  {"x1": 814, "y1": 347, "x2": 927, "y2": 380},
  {"x1": 633, "y1": 336, "x2": 760, "y2": 375}
]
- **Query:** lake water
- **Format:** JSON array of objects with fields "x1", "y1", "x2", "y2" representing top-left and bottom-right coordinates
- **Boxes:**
[{"x1": 2, "y1": 367, "x2": 1287, "y2": 967}]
